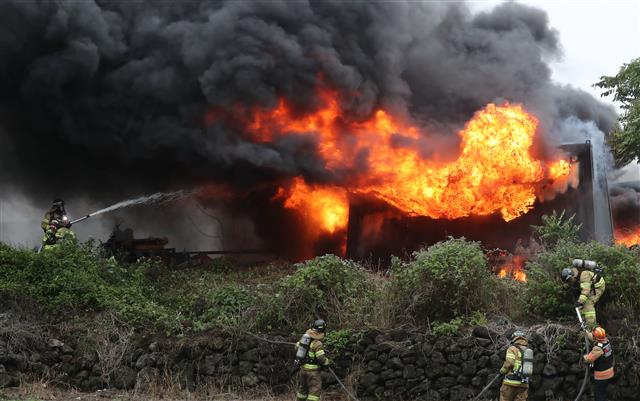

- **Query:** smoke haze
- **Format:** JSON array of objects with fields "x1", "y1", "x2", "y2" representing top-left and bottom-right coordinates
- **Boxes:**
[{"x1": 0, "y1": 0, "x2": 618, "y2": 249}]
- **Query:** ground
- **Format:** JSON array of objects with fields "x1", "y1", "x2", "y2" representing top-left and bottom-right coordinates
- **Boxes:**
[{"x1": 0, "y1": 385, "x2": 349, "y2": 401}]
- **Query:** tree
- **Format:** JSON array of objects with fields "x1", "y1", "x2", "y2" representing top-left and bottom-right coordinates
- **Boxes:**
[{"x1": 594, "y1": 58, "x2": 640, "y2": 166}]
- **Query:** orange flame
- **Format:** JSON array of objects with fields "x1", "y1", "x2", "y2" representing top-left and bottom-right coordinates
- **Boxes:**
[
  {"x1": 614, "y1": 227, "x2": 640, "y2": 247},
  {"x1": 275, "y1": 177, "x2": 349, "y2": 235},
  {"x1": 214, "y1": 88, "x2": 573, "y2": 233},
  {"x1": 497, "y1": 255, "x2": 528, "y2": 283}
]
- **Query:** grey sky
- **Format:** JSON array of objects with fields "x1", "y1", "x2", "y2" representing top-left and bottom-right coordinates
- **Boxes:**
[{"x1": 472, "y1": 1, "x2": 639, "y2": 101}]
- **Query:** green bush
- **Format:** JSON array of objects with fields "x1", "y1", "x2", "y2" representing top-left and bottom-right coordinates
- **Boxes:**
[
  {"x1": 390, "y1": 238, "x2": 496, "y2": 322},
  {"x1": 525, "y1": 240, "x2": 640, "y2": 320},
  {"x1": 257, "y1": 255, "x2": 373, "y2": 331},
  {"x1": 531, "y1": 210, "x2": 581, "y2": 247},
  {"x1": 196, "y1": 284, "x2": 253, "y2": 330},
  {"x1": 0, "y1": 243, "x2": 176, "y2": 330},
  {"x1": 432, "y1": 317, "x2": 464, "y2": 336},
  {"x1": 325, "y1": 329, "x2": 353, "y2": 353}
]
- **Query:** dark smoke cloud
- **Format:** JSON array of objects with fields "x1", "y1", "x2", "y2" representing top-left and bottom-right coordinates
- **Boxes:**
[
  {"x1": 610, "y1": 182, "x2": 640, "y2": 230},
  {"x1": 0, "y1": 0, "x2": 618, "y2": 248}
]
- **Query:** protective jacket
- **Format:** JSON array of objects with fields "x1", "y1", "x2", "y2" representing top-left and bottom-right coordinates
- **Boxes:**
[
  {"x1": 572, "y1": 267, "x2": 605, "y2": 331},
  {"x1": 500, "y1": 338, "x2": 529, "y2": 388},
  {"x1": 584, "y1": 339, "x2": 614, "y2": 380},
  {"x1": 41, "y1": 209, "x2": 64, "y2": 232},
  {"x1": 295, "y1": 329, "x2": 329, "y2": 401},
  {"x1": 42, "y1": 226, "x2": 77, "y2": 250},
  {"x1": 575, "y1": 268, "x2": 606, "y2": 305},
  {"x1": 296, "y1": 329, "x2": 329, "y2": 370}
]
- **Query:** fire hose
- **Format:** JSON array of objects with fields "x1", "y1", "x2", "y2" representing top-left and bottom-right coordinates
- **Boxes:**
[
  {"x1": 573, "y1": 307, "x2": 591, "y2": 401},
  {"x1": 472, "y1": 373, "x2": 501, "y2": 401},
  {"x1": 327, "y1": 366, "x2": 362, "y2": 401}
]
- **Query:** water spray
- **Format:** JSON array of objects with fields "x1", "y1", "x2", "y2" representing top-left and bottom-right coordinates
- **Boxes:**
[{"x1": 68, "y1": 190, "x2": 192, "y2": 225}]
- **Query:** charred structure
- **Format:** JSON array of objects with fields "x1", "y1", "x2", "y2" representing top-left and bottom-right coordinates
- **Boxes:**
[
  {"x1": 346, "y1": 141, "x2": 613, "y2": 260},
  {"x1": 0, "y1": 1, "x2": 618, "y2": 255}
]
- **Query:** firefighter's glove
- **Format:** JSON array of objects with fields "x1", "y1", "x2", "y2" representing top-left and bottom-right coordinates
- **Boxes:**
[
  {"x1": 499, "y1": 367, "x2": 508, "y2": 375},
  {"x1": 324, "y1": 359, "x2": 331, "y2": 367},
  {"x1": 575, "y1": 302, "x2": 583, "y2": 309}
]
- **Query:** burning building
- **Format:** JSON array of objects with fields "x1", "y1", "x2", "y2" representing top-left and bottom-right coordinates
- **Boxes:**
[
  {"x1": 206, "y1": 89, "x2": 614, "y2": 260},
  {"x1": 0, "y1": 1, "x2": 619, "y2": 255},
  {"x1": 345, "y1": 140, "x2": 614, "y2": 259}
]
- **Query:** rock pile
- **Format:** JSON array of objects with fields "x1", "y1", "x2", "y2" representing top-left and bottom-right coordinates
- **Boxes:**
[{"x1": 1, "y1": 327, "x2": 639, "y2": 400}]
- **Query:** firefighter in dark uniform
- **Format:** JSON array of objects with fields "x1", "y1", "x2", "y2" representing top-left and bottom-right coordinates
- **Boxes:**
[
  {"x1": 294, "y1": 319, "x2": 330, "y2": 401},
  {"x1": 583, "y1": 326, "x2": 614, "y2": 401}
]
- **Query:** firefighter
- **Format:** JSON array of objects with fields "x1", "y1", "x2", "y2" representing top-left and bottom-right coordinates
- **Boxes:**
[
  {"x1": 583, "y1": 326, "x2": 614, "y2": 401},
  {"x1": 562, "y1": 259, "x2": 605, "y2": 331},
  {"x1": 499, "y1": 330, "x2": 530, "y2": 401},
  {"x1": 41, "y1": 199, "x2": 69, "y2": 232},
  {"x1": 42, "y1": 219, "x2": 77, "y2": 251},
  {"x1": 41, "y1": 199, "x2": 76, "y2": 250},
  {"x1": 294, "y1": 319, "x2": 330, "y2": 401}
]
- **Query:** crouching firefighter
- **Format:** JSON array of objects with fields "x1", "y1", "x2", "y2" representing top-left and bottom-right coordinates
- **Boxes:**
[
  {"x1": 293, "y1": 319, "x2": 330, "y2": 401},
  {"x1": 562, "y1": 259, "x2": 606, "y2": 331},
  {"x1": 583, "y1": 326, "x2": 614, "y2": 401},
  {"x1": 499, "y1": 330, "x2": 533, "y2": 401}
]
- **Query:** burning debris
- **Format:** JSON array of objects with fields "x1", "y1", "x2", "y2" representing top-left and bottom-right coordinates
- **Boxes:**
[{"x1": 487, "y1": 249, "x2": 528, "y2": 283}]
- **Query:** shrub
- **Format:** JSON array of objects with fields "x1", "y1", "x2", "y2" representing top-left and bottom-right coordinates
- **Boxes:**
[
  {"x1": 197, "y1": 284, "x2": 253, "y2": 330},
  {"x1": 390, "y1": 238, "x2": 496, "y2": 322},
  {"x1": 531, "y1": 210, "x2": 581, "y2": 247},
  {"x1": 0, "y1": 243, "x2": 176, "y2": 331},
  {"x1": 325, "y1": 329, "x2": 353, "y2": 353},
  {"x1": 257, "y1": 255, "x2": 373, "y2": 331},
  {"x1": 432, "y1": 317, "x2": 464, "y2": 336}
]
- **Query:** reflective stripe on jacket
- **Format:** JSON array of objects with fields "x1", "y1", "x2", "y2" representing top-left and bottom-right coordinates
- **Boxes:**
[
  {"x1": 578, "y1": 270, "x2": 605, "y2": 303},
  {"x1": 501, "y1": 339, "x2": 529, "y2": 388},
  {"x1": 295, "y1": 329, "x2": 328, "y2": 371},
  {"x1": 585, "y1": 340, "x2": 614, "y2": 380}
]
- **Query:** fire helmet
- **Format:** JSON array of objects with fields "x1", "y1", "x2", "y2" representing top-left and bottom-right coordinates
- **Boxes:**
[
  {"x1": 592, "y1": 326, "x2": 607, "y2": 341},
  {"x1": 561, "y1": 268, "x2": 574, "y2": 281},
  {"x1": 511, "y1": 329, "x2": 526, "y2": 343},
  {"x1": 312, "y1": 319, "x2": 326, "y2": 333},
  {"x1": 52, "y1": 199, "x2": 65, "y2": 207}
]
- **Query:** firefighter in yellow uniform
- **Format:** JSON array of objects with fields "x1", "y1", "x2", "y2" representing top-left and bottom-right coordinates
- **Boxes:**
[
  {"x1": 583, "y1": 326, "x2": 614, "y2": 401},
  {"x1": 562, "y1": 259, "x2": 605, "y2": 330},
  {"x1": 42, "y1": 221, "x2": 77, "y2": 251},
  {"x1": 499, "y1": 330, "x2": 529, "y2": 401},
  {"x1": 42, "y1": 199, "x2": 67, "y2": 232},
  {"x1": 294, "y1": 320, "x2": 330, "y2": 401}
]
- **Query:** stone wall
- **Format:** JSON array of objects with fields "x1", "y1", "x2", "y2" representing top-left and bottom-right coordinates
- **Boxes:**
[{"x1": 1, "y1": 326, "x2": 639, "y2": 400}]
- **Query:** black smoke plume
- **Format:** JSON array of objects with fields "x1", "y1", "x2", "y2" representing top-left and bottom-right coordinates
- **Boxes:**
[{"x1": 0, "y1": 0, "x2": 617, "y2": 252}]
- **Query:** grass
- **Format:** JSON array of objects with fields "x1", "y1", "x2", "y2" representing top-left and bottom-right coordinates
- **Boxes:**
[{"x1": 0, "y1": 380, "x2": 350, "y2": 401}]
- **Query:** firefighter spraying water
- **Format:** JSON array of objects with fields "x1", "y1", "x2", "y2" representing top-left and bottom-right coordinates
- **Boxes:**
[{"x1": 39, "y1": 191, "x2": 192, "y2": 251}]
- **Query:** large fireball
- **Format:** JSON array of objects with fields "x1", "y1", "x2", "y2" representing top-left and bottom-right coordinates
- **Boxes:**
[{"x1": 212, "y1": 89, "x2": 574, "y2": 234}]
